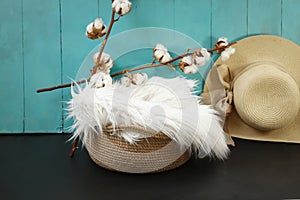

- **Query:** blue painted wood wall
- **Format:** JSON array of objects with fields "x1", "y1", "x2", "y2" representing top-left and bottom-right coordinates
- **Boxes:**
[{"x1": 0, "y1": 0, "x2": 299, "y2": 133}]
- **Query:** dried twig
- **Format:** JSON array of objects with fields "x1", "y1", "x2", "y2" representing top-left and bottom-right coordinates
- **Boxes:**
[
  {"x1": 69, "y1": 137, "x2": 79, "y2": 157},
  {"x1": 36, "y1": 79, "x2": 89, "y2": 93}
]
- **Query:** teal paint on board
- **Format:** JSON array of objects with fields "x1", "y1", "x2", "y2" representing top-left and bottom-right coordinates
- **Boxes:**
[
  {"x1": 23, "y1": 0, "x2": 62, "y2": 132},
  {"x1": 61, "y1": 0, "x2": 99, "y2": 132},
  {"x1": 248, "y1": 0, "x2": 281, "y2": 36},
  {"x1": 0, "y1": 0, "x2": 299, "y2": 133},
  {"x1": 174, "y1": 0, "x2": 212, "y2": 89},
  {"x1": 113, "y1": 0, "x2": 175, "y2": 34},
  {"x1": 212, "y1": 0, "x2": 247, "y2": 44},
  {"x1": 282, "y1": 0, "x2": 300, "y2": 44},
  {"x1": 174, "y1": 0, "x2": 212, "y2": 48},
  {"x1": 0, "y1": 0, "x2": 23, "y2": 132}
]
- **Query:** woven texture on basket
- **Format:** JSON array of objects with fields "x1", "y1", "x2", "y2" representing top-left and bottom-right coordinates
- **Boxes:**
[{"x1": 85, "y1": 125, "x2": 191, "y2": 173}]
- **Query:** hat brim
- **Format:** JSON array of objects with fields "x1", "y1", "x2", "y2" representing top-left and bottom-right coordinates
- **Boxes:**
[{"x1": 204, "y1": 35, "x2": 300, "y2": 144}]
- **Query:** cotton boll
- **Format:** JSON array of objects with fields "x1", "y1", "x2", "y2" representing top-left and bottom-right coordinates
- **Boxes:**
[
  {"x1": 99, "y1": 76, "x2": 112, "y2": 88},
  {"x1": 183, "y1": 65, "x2": 198, "y2": 74},
  {"x1": 221, "y1": 47, "x2": 235, "y2": 61},
  {"x1": 86, "y1": 22, "x2": 94, "y2": 33},
  {"x1": 214, "y1": 37, "x2": 230, "y2": 54},
  {"x1": 154, "y1": 44, "x2": 168, "y2": 51},
  {"x1": 112, "y1": 0, "x2": 132, "y2": 16},
  {"x1": 179, "y1": 56, "x2": 193, "y2": 72},
  {"x1": 120, "y1": 73, "x2": 148, "y2": 86},
  {"x1": 94, "y1": 18, "x2": 104, "y2": 29},
  {"x1": 93, "y1": 18, "x2": 106, "y2": 37},
  {"x1": 160, "y1": 52, "x2": 172, "y2": 63},
  {"x1": 153, "y1": 50, "x2": 165, "y2": 61},
  {"x1": 86, "y1": 18, "x2": 106, "y2": 40},
  {"x1": 93, "y1": 52, "x2": 99, "y2": 64},
  {"x1": 120, "y1": 74, "x2": 132, "y2": 86},
  {"x1": 100, "y1": 53, "x2": 113, "y2": 65},
  {"x1": 194, "y1": 56, "x2": 206, "y2": 67},
  {"x1": 225, "y1": 46, "x2": 235, "y2": 55},
  {"x1": 101, "y1": 57, "x2": 114, "y2": 71},
  {"x1": 217, "y1": 37, "x2": 228, "y2": 46},
  {"x1": 221, "y1": 51, "x2": 230, "y2": 61},
  {"x1": 90, "y1": 72, "x2": 112, "y2": 88},
  {"x1": 104, "y1": 69, "x2": 111, "y2": 74},
  {"x1": 93, "y1": 52, "x2": 114, "y2": 72},
  {"x1": 120, "y1": 2, "x2": 131, "y2": 16},
  {"x1": 131, "y1": 73, "x2": 148, "y2": 85},
  {"x1": 201, "y1": 48, "x2": 211, "y2": 61},
  {"x1": 181, "y1": 56, "x2": 193, "y2": 65},
  {"x1": 100, "y1": 53, "x2": 114, "y2": 71},
  {"x1": 153, "y1": 44, "x2": 172, "y2": 63},
  {"x1": 193, "y1": 48, "x2": 210, "y2": 67}
]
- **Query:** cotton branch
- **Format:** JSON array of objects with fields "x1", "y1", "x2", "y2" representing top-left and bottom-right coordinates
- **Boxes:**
[
  {"x1": 36, "y1": 42, "x2": 236, "y2": 93},
  {"x1": 36, "y1": 79, "x2": 89, "y2": 93}
]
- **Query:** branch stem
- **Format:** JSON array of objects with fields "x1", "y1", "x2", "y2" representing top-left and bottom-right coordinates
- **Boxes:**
[
  {"x1": 69, "y1": 137, "x2": 79, "y2": 158},
  {"x1": 36, "y1": 78, "x2": 89, "y2": 93},
  {"x1": 92, "y1": 2, "x2": 116, "y2": 75}
]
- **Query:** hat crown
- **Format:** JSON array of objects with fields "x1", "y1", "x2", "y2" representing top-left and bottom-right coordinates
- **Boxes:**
[{"x1": 233, "y1": 63, "x2": 300, "y2": 131}]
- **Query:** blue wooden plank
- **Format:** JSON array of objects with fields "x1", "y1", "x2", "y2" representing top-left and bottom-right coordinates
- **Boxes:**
[
  {"x1": 23, "y1": 0, "x2": 62, "y2": 132},
  {"x1": 248, "y1": 0, "x2": 281, "y2": 36},
  {"x1": 61, "y1": 0, "x2": 99, "y2": 132},
  {"x1": 99, "y1": 0, "x2": 174, "y2": 35},
  {"x1": 282, "y1": 0, "x2": 300, "y2": 44},
  {"x1": 0, "y1": 0, "x2": 23, "y2": 132},
  {"x1": 174, "y1": 0, "x2": 212, "y2": 48},
  {"x1": 174, "y1": 0, "x2": 212, "y2": 93},
  {"x1": 212, "y1": 0, "x2": 247, "y2": 45}
]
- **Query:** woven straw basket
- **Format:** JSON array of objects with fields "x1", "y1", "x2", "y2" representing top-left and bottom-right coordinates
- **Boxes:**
[{"x1": 84, "y1": 125, "x2": 191, "y2": 173}]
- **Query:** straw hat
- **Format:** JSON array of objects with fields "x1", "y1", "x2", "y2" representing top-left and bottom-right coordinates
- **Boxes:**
[{"x1": 202, "y1": 35, "x2": 300, "y2": 144}]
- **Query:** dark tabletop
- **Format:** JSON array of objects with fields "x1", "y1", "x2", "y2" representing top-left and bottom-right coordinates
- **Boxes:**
[{"x1": 0, "y1": 134, "x2": 299, "y2": 200}]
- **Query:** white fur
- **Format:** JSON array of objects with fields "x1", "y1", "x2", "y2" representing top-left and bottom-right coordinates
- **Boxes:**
[{"x1": 67, "y1": 76, "x2": 229, "y2": 159}]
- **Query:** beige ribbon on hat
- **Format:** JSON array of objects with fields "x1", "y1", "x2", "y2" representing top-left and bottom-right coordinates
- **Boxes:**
[
  {"x1": 215, "y1": 64, "x2": 233, "y2": 115},
  {"x1": 204, "y1": 64, "x2": 235, "y2": 146}
]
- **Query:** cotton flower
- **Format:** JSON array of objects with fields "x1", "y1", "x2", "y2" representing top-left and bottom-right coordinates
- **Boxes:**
[
  {"x1": 94, "y1": 18, "x2": 104, "y2": 30},
  {"x1": 180, "y1": 55, "x2": 192, "y2": 66},
  {"x1": 221, "y1": 46, "x2": 235, "y2": 61},
  {"x1": 153, "y1": 44, "x2": 172, "y2": 63},
  {"x1": 120, "y1": 74, "x2": 132, "y2": 86},
  {"x1": 131, "y1": 72, "x2": 148, "y2": 85},
  {"x1": 217, "y1": 37, "x2": 229, "y2": 46},
  {"x1": 120, "y1": 72, "x2": 148, "y2": 86},
  {"x1": 193, "y1": 48, "x2": 211, "y2": 67},
  {"x1": 86, "y1": 18, "x2": 106, "y2": 40},
  {"x1": 214, "y1": 37, "x2": 229, "y2": 54},
  {"x1": 86, "y1": 22, "x2": 94, "y2": 34},
  {"x1": 90, "y1": 72, "x2": 112, "y2": 88},
  {"x1": 93, "y1": 52, "x2": 114, "y2": 74},
  {"x1": 183, "y1": 65, "x2": 198, "y2": 74},
  {"x1": 179, "y1": 56, "x2": 198, "y2": 74},
  {"x1": 112, "y1": 0, "x2": 132, "y2": 16}
]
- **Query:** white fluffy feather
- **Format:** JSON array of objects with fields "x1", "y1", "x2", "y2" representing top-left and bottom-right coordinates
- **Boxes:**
[{"x1": 67, "y1": 76, "x2": 229, "y2": 159}]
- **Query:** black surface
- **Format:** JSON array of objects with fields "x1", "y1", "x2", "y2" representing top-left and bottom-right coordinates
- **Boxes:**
[{"x1": 1, "y1": 134, "x2": 300, "y2": 200}]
